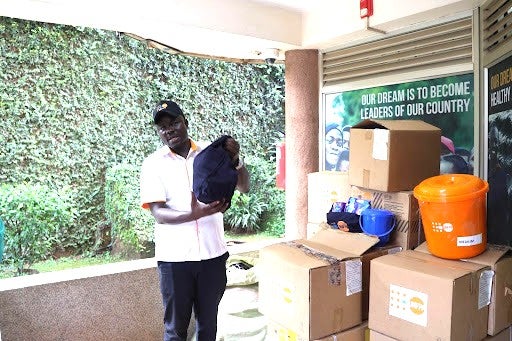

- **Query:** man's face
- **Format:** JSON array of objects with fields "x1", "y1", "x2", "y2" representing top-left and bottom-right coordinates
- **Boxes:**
[
  {"x1": 325, "y1": 128, "x2": 343, "y2": 166},
  {"x1": 155, "y1": 115, "x2": 189, "y2": 150}
]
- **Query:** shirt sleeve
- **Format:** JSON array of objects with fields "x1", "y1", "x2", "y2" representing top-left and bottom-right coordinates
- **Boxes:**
[{"x1": 140, "y1": 158, "x2": 166, "y2": 209}]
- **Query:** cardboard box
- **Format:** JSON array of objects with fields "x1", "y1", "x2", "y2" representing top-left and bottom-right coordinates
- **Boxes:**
[
  {"x1": 466, "y1": 245, "x2": 512, "y2": 336},
  {"x1": 267, "y1": 320, "x2": 368, "y2": 341},
  {"x1": 351, "y1": 189, "x2": 424, "y2": 250},
  {"x1": 258, "y1": 229, "x2": 379, "y2": 340},
  {"x1": 370, "y1": 326, "x2": 512, "y2": 341},
  {"x1": 306, "y1": 222, "x2": 403, "y2": 320},
  {"x1": 307, "y1": 222, "x2": 323, "y2": 239},
  {"x1": 318, "y1": 322, "x2": 367, "y2": 341},
  {"x1": 369, "y1": 190, "x2": 423, "y2": 250},
  {"x1": 348, "y1": 119, "x2": 441, "y2": 192},
  {"x1": 368, "y1": 250, "x2": 492, "y2": 341},
  {"x1": 416, "y1": 242, "x2": 512, "y2": 336},
  {"x1": 307, "y1": 171, "x2": 366, "y2": 224},
  {"x1": 368, "y1": 329, "x2": 397, "y2": 340},
  {"x1": 360, "y1": 245, "x2": 402, "y2": 320},
  {"x1": 484, "y1": 325, "x2": 512, "y2": 340}
]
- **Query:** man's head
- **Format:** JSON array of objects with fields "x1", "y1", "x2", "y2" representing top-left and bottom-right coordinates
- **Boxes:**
[
  {"x1": 325, "y1": 123, "x2": 343, "y2": 168},
  {"x1": 152, "y1": 100, "x2": 190, "y2": 155},
  {"x1": 153, "y1": 100, "x2": 185, "y2": 124}
]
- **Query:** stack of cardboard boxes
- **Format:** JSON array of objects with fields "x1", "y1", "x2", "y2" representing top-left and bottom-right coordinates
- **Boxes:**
[
  {"x1": 259, "y1": 119, "x2": 512, "y2": 340},
  {"x1": 354, "y1": 121, "x2": 512, "y2": 340}
]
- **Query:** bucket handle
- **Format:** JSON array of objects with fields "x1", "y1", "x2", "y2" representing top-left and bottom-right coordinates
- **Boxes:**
[
  {"x1": 389, "y1": 216, "x2": 396, "y2": 233},
  {"x1": 359, "y1": 214, "x2": 396, "y2": 236}
]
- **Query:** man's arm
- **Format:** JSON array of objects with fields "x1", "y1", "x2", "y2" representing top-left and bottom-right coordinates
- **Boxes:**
[
  {"x1": 224, "y1": 137, "x2": 250, "y2": 193},
  {"x1": 235, "y1": 164, "x2": 250, "y2": 193}
]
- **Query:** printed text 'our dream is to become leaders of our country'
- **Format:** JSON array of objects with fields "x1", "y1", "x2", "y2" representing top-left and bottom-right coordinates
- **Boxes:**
[{"x1": 360, "y1": 81, "x2": 471, "y2": 120}]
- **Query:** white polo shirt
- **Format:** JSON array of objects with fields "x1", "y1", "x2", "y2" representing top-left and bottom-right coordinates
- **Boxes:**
[{"x1": 140, "y1": 139, "x2": 228, "y2": 262}]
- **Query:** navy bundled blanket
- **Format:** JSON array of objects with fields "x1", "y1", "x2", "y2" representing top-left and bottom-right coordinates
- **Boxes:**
[{"x1": 193, "y1": 135, "x2": 238, "y2": 208}]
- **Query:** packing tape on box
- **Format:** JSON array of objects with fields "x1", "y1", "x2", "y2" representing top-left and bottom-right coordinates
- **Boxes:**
[{"x1": 285, "y1": 241, "x2": 342, "y2": 286}]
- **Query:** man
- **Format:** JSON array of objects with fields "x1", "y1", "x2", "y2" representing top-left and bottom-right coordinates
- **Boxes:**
[{"x1": 140, "y1": 100, "x2": 250, "y2": 341}]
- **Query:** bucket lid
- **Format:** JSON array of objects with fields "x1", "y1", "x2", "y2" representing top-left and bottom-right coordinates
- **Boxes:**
[
  {"x1": 413, "y1": 174, "x2": 489, "y2": 203},
  {"x1": 360, "y1": 208, "x2": 393, "y2": 217}
]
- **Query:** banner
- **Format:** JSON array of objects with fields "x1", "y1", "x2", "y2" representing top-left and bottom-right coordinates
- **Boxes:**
[
  {"x1": 324, "y1": 73, "x2": 474, "y2": 174},
  {"x1": 487, "y1": 56, "x2": 512, "y2": 246}
]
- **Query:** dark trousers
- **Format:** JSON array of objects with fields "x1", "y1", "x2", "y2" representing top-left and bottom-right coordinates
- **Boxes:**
[{"x1": 157, "y1": 252, "x2": 229, "y2": 341}]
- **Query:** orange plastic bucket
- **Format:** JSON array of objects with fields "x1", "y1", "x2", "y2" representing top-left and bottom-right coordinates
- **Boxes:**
[{"x1": 413, "y1": 174, "x2": 489, "y2": 259}]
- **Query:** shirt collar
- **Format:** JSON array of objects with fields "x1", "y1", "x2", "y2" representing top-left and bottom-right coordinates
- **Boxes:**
[{"x1": 162, "y1": 138, "x2": 200, "y2": 158}]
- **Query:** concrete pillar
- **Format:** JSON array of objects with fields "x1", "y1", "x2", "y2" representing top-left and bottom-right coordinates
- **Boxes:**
[{"x1": 284, "y1": 49, "x2": 320, "y2": 239}]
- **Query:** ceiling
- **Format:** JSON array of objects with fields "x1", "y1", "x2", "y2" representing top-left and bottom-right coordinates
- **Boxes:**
[{"x1": 0, "y1": 0, "x2": 479, "y2": 63}]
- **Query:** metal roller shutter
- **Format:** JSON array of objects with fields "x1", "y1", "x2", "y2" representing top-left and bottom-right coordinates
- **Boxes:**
[{"x1": 322, "y1": 18, "x2": 473, "y2": 87}]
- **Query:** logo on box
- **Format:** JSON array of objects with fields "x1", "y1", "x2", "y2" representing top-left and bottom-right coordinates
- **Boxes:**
[{"x1": 389, "y1": 284, "x2": 428, "y2": 326}]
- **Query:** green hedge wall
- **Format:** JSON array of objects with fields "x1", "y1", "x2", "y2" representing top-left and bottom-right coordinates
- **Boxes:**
[{"x1": 0, "y1": 17, "x2": 285, "y2": 251}]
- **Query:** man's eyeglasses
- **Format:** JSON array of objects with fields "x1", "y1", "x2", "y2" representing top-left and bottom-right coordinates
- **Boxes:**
[{"x1": 327, "y1": 136, "x2": 343, "y2": 147}]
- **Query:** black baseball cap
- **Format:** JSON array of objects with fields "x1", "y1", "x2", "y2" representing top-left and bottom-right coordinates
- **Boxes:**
[{"x1": 152, "y1": 100, "x2": 185, "y2": 123}]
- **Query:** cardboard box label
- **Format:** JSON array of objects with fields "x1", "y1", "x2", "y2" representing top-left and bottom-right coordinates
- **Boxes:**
[
  {"x1": 389, "y1": 284, "x2": 428, "y2": 327},
  {"x1": 346, "y1": 259, "x2": 362, "y2": 295},
  {"x1": 479, "y1": 270, "x2": 494, "y2": 309},
  {"x1": 373, "y1": 129, "x2": 389, "y2": 160}
]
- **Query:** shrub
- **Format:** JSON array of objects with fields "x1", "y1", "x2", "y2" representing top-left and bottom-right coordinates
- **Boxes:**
[
  {"x1": 0, "y1": 183, "x2": 77, "y2": 275},
  {"x1": 259, "y1": 187, "x2": 285, "y2": 237},
  {"x1": 223, "y1": 155, "x2": 285, "y2": 236},
  {"x1": 224, "y1": 191, "x2": 268, "y2": 233},
  {"x1": 104, "y1": 163, "x2": 154, "y2": 254}
]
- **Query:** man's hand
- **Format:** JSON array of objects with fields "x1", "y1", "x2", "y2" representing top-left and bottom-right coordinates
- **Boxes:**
[
  {"x1": 224, "y1": 137, "x2": 240, "y2": 164},
  {"x1": 190, "y1": 193, "x2": 230, "y2": 219}
]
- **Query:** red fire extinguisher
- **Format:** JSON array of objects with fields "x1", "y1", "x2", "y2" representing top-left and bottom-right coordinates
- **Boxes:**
[{"x1": 276, "y1": 140, "x2": 285, "y2": 190}]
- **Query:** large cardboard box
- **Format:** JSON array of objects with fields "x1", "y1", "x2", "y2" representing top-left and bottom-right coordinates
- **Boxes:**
[
  {"x1": 371, "y1": 191, "x2": 423, "y2": 250},
  {"x1": 307, "y1": 222, "x2": 324, "y2": 239},
  {"x1": 266, "y1": 320, "x2": 368, "y2": 341},
  {"x1": 317, "y1": 322, "x2": 367, "y2": 341},
  {"x1": 258, "y1": 229, "x2": 379, "y2": 340},
  {"x1": 307, "y1": 171, "x2": 352, "y2": 224},
  {"x1": 465, "y1": 245, "x2": 512, "y2": 336},
  {"x1": 368, "y1": 329, "x2": 398, "y2": 340},
  {"x1": 350, "y1": 189, "x2": 424, "y2": 250},
  {"x1": 370, "y1": 327, "x2": 512, "y2": 341},
  {"x1": 360, "y1": 245, "x2": 402, "y2": 320},
  {"x1": 348, "y1": 119, "x2": 441, "y2": 192},
  {"x1": 368, "y1": 250, "x2": 492, "y2": 341},
  {"x1": 306, "y1": 223, "x2": 403, "y2": 320},
  {"x1": 484, "y1": 326, "x2": 512, "y2": 340},
  {"x1": 416, "y1": 242, "x2": 512, "y2": 336}
]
